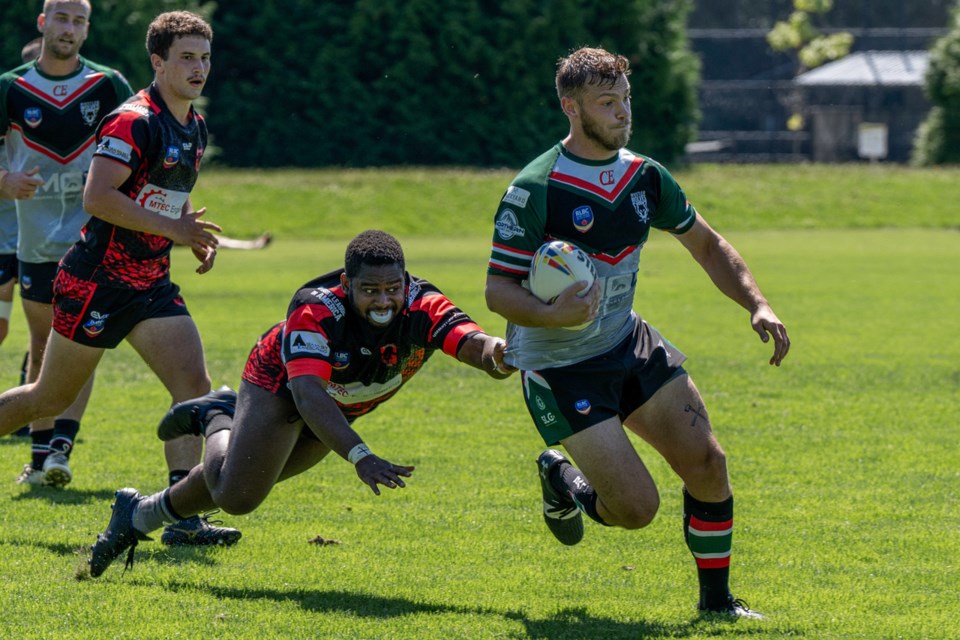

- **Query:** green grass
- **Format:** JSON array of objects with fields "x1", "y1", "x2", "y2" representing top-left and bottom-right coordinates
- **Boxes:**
[{"x1": 0, "y1": 165, "x2": 958, "y2": 639}]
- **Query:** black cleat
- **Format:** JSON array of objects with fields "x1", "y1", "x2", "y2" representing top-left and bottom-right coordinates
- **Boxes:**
[
  {"x1": 157, "y1": 386, "x2": 237, "y2": 441},
  {"x1": 699, "y1": 596, "x2": 765, "y2": 620},
  {"x1": 537, "y1": 449, "x2": 584, "y2": 546},
  {"x1": 160, "y1": 511, "x2": 242, "y2": 547},
  {"x1": 89, "y1": 488, "x2": 152, "y2": 577}
]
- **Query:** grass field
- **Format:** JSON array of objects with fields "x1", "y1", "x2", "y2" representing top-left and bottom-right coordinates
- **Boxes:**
[{"x1": 0, "y1": 165, "x2": 957, "y2": 639}]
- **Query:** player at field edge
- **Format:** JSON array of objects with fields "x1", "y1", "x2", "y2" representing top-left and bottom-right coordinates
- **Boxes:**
[
  {"x1": 484, "y1": 46, "x2": 790, "y2": 619},
  {"x1": 0, "y1": 1, "x2": 132, "y2": 486},
  {"x1": 0, "y1": 9, "x2": 242, "y2": 547},
  {"x1": 86, "y1": 229, "x2": 515, "y2": 577}
]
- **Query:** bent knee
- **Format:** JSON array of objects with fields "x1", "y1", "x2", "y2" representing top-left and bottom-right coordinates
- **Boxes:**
[
  {"x1": 608, "y1": 494, "x2": 660, "y2": 530},
  {"x1": 211, "y1": 490, "x2": 265, "y2": 516}
]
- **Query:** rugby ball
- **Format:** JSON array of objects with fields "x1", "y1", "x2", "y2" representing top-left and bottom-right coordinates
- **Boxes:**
[{"x1": 528, "y1": 240, "x2": 597, "y2": 304}]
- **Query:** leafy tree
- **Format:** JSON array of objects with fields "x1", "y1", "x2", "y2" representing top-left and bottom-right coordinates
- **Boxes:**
[
  {"x1": 912, "y1": 0, "x2": 960, "y2": 165},
  {"x1": 766, "y1": 0, "x2": 853, "y2": 72}
]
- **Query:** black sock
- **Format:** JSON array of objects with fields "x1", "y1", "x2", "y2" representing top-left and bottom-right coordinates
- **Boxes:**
[
  {"x1": 554, "y1": 463, "x2": 609, "y2": 525},
  {"x1": 50, "y1": 419, "x2": 80, "y2": 458},
  {"x1": 161, "y1": 488, "x2": 186, "y2": 522},
  {"x1": 168, "y1": 469, "x2": 190, "y2": 487},
  {"x1": 683, "y1": 487, "x2": 734, "y2": 609},
  {"x1": 30, "y1": 430, "x2": 52, "y2": 470}
]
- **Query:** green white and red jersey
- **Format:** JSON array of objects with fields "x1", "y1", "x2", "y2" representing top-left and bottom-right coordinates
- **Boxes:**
[{"x1": 487, "y1": 143, "x2": 697, "y2": 370}]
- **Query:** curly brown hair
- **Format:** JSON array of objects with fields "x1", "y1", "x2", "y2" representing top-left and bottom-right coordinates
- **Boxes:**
[
  {"x1": 146, "y1": 11, "x2": 213, "y2": 60},
  {"x1": 555, "y1": 47, "x2": 630, "y2": 102}
]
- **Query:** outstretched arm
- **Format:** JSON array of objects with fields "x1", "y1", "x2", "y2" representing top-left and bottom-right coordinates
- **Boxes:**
[
  {"x1": 673, "y1": 214, "x2": 790, "y2": 366},
  {"x1": 290, "y1": 375, "x2": 414, "y2": 494},
  {"x1": 455, "y1": 331, "x2": 516, "y2": 379}
]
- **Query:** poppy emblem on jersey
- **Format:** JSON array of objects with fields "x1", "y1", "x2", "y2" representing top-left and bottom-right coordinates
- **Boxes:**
[
  {"x1": 380, "y1": 344, "x2": 399, "y2": 366},
  {"x1": 331, "y1": 351, "x2": 351, "y2": 370},
  {"x1": 82, "y1": 311, "x2": 110, "y2": 338},
  {"x1": 163, "y1": 146, "x2": 180, "y2": 168},
  {"x1": 572, "y1": 206, "x2": 594, "y2": 233},
  {"x1": 24, "y1": 108, "x2": 42, "y2": 128},
  {"x1": 575, "y1": 399, "x2": 592, "y2": 415}
]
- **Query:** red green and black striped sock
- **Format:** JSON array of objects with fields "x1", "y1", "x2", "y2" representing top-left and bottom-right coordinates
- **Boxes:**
[{"x1": 683, "y1": 487, "x2": 734, "y2": 609}]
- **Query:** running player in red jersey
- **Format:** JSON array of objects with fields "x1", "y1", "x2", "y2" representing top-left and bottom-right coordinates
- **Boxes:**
[
  {"x1": 86, "y1": 230, "x2": 514, "y2": 577},
  {"x1": 0, "y1": 11, "x2": 241, "y2": 547}
]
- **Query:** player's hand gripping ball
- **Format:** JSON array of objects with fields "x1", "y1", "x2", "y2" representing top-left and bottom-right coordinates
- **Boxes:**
[{"x1": 528, "y1": 240, "x2": 597, "y2": 304}]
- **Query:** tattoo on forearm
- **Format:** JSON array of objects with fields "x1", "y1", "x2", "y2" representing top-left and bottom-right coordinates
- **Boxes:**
[{"x1": 684, "y1": 403, "x2": 707, "y2": 427}]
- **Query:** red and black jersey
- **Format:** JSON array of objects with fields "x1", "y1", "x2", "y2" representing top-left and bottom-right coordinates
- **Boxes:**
[
  {"x1": 241, "y1": 269, "x2": 483, "y2": 422},
  {"x1": 59, "y1": 83, "x2": 207, "y2": 290}
]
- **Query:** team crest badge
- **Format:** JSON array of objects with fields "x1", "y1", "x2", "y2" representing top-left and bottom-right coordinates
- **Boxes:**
[
  {"x1": 331, "y1": 351, "x2": 351, "y2": 370},
  {"x1": 572, "y1": 206, "x2": 594, "y2": 233},
  {"x1": 83, "y1": 311, "x2": 110, "y2": 338},
  {"x1": 24, "y1": 107, "x2": 42, "y2": 128},
  {"x1": 80, "y1": 101, "x2": 100, "y2": 126},
  {"x1": 630, "y1": 192, "x2": 650, "y2": 223},
  {"x1": 163, "y1": 146, "x2": 180, "y2": 168}
]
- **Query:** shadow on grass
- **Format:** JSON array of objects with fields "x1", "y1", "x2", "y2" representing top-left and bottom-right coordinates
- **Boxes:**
[
  {"x1": 10, "y1": 486, "x2": 118, "y2": 504},
  {"x1": 150, "y1": 583, "x2": 782, "y2": 638}
]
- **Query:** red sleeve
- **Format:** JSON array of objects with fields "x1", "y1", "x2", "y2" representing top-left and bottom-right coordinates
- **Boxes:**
[
  {"x1": 411, "y1": 293, "x2": 484, "y2": 358},
  {"x1": 283, "y1": 304, "x2": 336, "y2": 382}
]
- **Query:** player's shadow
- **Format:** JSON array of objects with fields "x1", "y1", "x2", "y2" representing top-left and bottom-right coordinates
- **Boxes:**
[
  {"x1": 150, "y1": 583, "x2": 780, "y2": 638},
  {"x1": 10, "y1": 486, "x2": 118, "y2": 504}
]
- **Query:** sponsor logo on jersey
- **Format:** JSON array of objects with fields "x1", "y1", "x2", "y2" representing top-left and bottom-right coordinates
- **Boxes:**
[
  {"x1": 575, "y1": 399, "x2": 592, "y2": 415},
  {"x1": 360, "y1": 347, "x2": 372, "y2": 355},
  {"x1": 331, "y1": 351, "x2": 351, "y2": 370},
  {"x1": 630, "y1": 191, "x2": 650, "y2": 223},
  {"x1": 573, "y1": 205, "x2": 594, "y2": 232},
  {"x1": 289, "y1": 330, "x2": 330, "y2": 356},
  {"x1": 325, "y1": 373, "x2": 403, "y2": 404},
  {"x1": 119, "y1": 103, "x2": 150, "y2": 117},
  {"x1": 24, "y1": 108, "x2": 42, "y2": 128},
  {"x1": 136, "y1": 184, "x2": 189, "y2": 219},
  {"x1": 36, "y1": 171, "x2": 84, "y2": 196},
  {"x1": 163, "y1": 146, "x2": 180, "y2": 168},
  {"x1": 312, "y1": 288, "x2": 346, "y2": 320},
  {"x1": 599, "y1": 170, "x2": 615, "y2": 186},
  {"x1": 406, "y1": 279, "x2": 419, "y2": 308},
  {"x1": 83, "y1": 311, "x2": 109, "y2": 338},
  {"x1": 495, "y1": 209, "x2": 526, "y2": 240},
  {"x1": 502, "y1": 185, "x2": 530, "y2": 207},
  {"x1": 80, "y1": 101, "x2": 100, "y2": 126},
  {"x1": 97, "y1": 137, "x2": 133, "y2": 163}
]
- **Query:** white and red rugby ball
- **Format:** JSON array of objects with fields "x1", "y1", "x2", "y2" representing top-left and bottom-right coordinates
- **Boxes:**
[{"x1": 528, "y1": 240, "x2": 597, "y2": 304}]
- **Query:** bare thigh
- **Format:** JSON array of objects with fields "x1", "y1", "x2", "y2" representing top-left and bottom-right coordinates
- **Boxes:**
[
  {"x1": 126, "y1": 315, "x2": 211, "y2": 402},
  {"x1": 561, "y1": 417, "x2": 660, "y2": 528},
  {"x1": 623, "y1": 374, "x2": 730, "y2": 501},
  {"x1": 209, "y1": 382, "x2": 331, "y2": 514}
]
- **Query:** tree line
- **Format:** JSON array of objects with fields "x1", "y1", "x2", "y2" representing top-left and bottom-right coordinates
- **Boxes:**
[{"x1": 0, "y1": 0, "x2": 698, "y2": 168}]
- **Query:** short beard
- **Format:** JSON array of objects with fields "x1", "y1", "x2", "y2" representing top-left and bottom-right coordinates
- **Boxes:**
[{"x1": 581, "y1": 112, "x2": 631, "y2": 152}]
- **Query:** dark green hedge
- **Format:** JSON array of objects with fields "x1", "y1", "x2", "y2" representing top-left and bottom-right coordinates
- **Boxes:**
[{"x1": 1, "y1": 0, "x2": 697, "y2": 168}]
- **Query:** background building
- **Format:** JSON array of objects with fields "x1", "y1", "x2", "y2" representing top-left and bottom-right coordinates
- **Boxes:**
[{"x1": 686, "y1": 0, "x2": 951, "y2": 162}]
